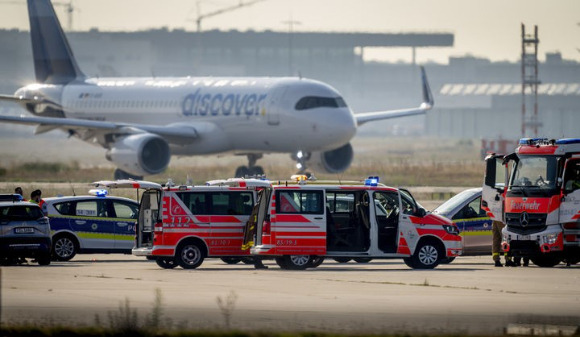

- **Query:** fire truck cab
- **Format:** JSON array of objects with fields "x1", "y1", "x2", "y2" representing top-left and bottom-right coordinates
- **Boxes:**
[
  {"x1": 482, "y1": 138, "x2": 580, "y2": 267},
  {"x1": 246, "y1": 177, "x2": 462, "y2": 269},
  {"x1": 94, "y1": 178, "x2": 271, "y2": 269}
]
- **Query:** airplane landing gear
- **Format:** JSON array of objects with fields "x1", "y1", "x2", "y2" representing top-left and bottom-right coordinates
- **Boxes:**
[
  {"x1": 114, "y1": 168, "x2": 143, "y2": 180},
  {"x1": 235, "y1": 154, "x2": 264, "y2": 178},
  {"x1": 292, "y1": 151, "x2": 311, "y2": 174}
]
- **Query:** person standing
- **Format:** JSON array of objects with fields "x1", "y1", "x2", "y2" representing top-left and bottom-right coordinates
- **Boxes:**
[
  {"x1": 492, "y1": 220, "x2": 515, "y2": 267},
  {"x1": 30, "y1": 189, "x2": 47, "y2": 214},
  {"x1": 14, "y1": 187, "x2": 26, "y2": 201}
]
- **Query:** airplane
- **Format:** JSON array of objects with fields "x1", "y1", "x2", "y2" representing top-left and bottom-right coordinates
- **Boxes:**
[{"x1": 0, "y1": 0, "x2": 434, "y2": 180}]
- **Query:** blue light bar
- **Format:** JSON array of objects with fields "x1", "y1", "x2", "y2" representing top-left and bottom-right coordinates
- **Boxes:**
[
  {"x1": 365, "y1": 176, "x2": 379, "y2": 187},
  {"x1": 89, "y1": 189, "x2": 108, "y2": 197}
]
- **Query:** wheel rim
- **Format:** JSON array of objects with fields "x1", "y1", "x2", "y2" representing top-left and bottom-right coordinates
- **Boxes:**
[
  {"x1": 55, "y1": 238, "x2": 74, "y2": 258},
  {"x1": 290, "y1": 255, "x2": 310, "y2": 266},
  {"x1": 181, "y1": 245, "x2": 202, "y2": 266},
  {"x1": 418, "y1": 245, "x2": 438, "y2": 266}
]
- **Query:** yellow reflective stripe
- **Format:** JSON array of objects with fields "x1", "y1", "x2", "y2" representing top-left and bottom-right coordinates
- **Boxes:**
[
  {"x1": 452, "y1": 217, "x2": 490, "y2": 223},
  {"x1": 48, "y1": 215, "x2": 135, "y2": 222},
  {"x1": 461, "y1": 230, "x2": 492, "y2": 237},
  {"x1": 76, "y1": 232, "x2": 116, "y2": 240}
]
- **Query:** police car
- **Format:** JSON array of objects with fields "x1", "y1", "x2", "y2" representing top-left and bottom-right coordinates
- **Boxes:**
[
  {"x1": 43, "y1": 190, "x2": 139, "y2": 261},
  {"x1": 432, "y1": 187, "x2": 492, "y2": 258}
]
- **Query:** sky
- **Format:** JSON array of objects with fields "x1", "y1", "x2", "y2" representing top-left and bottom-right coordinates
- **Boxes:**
[{"x1": 0, "y1": 0, "x2": 579, "y2": 64}]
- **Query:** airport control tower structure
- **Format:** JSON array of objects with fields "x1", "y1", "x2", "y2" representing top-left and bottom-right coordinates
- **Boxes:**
[{"x1": 521, "y1": 24, "x2": 541, "y2": 137}]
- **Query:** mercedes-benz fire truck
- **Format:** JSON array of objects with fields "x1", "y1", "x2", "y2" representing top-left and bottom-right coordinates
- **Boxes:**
[{"x1": 482, "y1": 138, "x2": 580, "y2": 267}]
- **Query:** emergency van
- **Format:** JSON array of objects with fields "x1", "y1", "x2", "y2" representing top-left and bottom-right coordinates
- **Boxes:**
[
  {"x1": 245, "y1": 176, "x2": 463, "y2": 269},
  {"x1": 482, "y1": 138, "x2": 580, "y2": 267},
  {"x1": 94, "y1": 178, "x2": 271, "y2": 269}
]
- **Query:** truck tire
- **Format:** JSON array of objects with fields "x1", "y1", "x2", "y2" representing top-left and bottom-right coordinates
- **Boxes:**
[
  {"x1": 333, "y1": 257, "x2": 352, "y2": 263},
  {"x1": 353, "y1": 257, "x2": 372, "y2": 263},
  {"x1": 307, "y1": 256, "x2": 325, "y2": 268},
  {"x1": 279, "y1": 255, "x2": 311, "y2": 270},
  {"x1": 531, "y1": 255, "x2": 561, "y2": 267},
  {"x1": 220, "y1": 257, "x2": 243, "y2": 264},
  {"x1": 156, "y1": 257, "x2": 178, "y2": 269},
  {"x1": 176, "y1": 241, "x2": 205, "y2": 269}
]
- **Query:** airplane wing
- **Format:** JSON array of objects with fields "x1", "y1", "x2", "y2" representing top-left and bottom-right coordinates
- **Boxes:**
[
  {"x1": 0, "y1": 114, "x2": 198, "y2": 144},
  {"x1": 354, "y1": 66, "x2": 434, "y2": 126},
  {"x1": 0, "y1": 94, "x2": 63, "y2": 110}
]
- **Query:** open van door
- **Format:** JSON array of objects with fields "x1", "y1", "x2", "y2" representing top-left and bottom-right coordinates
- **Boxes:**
[
  {"x1": 92, "y1": 180, "x2": 162, "y2": 256},
  {"x1": 242, "y1": 187, "x2": 271, "y2": 250},
  {"x1": 481, "y1": 154, "x2": 507, "y2": 222}
]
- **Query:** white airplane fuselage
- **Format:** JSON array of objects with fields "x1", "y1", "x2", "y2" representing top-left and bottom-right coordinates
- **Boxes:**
[{"x1": 16, "y1": 76, "x2": 357, "y2": 156}]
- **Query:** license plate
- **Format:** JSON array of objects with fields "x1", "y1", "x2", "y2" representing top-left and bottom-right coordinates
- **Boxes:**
[
  {"x1": 14, "y1": 227, "x2": 34, "y2": 234},
  {"x1": 519, "y1": 235, "x2": 530, "y2": 240}
]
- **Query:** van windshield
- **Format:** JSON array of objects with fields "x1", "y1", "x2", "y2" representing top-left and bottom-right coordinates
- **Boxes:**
[{"x1": 0, "y1": 205, "x2": 44, "y2": 221}]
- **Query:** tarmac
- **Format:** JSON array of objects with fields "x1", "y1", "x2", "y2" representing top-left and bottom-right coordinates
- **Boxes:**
[{"x1": 1, "y1": 255, "x2": 579, "y2": 335}]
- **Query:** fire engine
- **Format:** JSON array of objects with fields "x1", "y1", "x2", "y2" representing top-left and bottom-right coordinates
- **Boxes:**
[
  {"x1": 94, "y1": 178, "x2": 271, "y2": 269},
  {"x1": 482, "y1": 138, "x2": 580, "y2": 267},
  {"x1": 245, "y1": 176, "x2": 463, "y2": 269}
]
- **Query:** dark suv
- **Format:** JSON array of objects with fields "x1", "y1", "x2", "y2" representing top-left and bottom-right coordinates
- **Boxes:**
[{"x1": 0, "y1": 195, "x2": 52, "y2": 265}]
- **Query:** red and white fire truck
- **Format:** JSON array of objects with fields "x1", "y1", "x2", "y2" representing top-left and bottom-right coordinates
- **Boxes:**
[
  {"x1": 94, "y1": 178, "x2": 271, "y2": 269},
  {"x1": 245, "y1": 176, "x2": 463, "y2": 269},
  {"x1": 482, "y1": 138, "x2": 580, "y2": 267}
]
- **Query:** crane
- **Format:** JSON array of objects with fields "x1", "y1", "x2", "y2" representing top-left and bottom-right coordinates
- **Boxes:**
[
  {"x1": 1, "y1": 0, "x2": 77, "y2": 30},
  {"x1": 192, "y1": 0, "x2": 266, "y2": 32}
]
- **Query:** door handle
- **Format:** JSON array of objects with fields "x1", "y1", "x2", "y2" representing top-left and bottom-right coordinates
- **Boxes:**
[
  {"x1": 314, "y1": 217, "x2": 323, "y2": 220},
  {"x1": 117, "y1": 222, "x2": 128, "y2": 227},
  {"x1": 75, "y1": 220, "x2": 86, "y2": 225}
]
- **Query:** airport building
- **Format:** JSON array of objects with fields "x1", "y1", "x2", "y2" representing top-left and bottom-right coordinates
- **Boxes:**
[{"x1": 0, "y1": 28, "x2": 578, "y2": 140}]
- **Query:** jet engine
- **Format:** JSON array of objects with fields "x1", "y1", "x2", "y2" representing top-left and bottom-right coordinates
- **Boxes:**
[
  {"x1": 308, "y1": 143, "x2": 354, "y2": 174},
  {"x1": 106, "y1": 133, "x2": 171, "y2": 177}
]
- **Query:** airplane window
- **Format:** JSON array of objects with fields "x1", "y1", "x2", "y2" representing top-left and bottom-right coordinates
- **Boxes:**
[{"x1": 295, "y1": 96, "x2": 347, "y2": 110}]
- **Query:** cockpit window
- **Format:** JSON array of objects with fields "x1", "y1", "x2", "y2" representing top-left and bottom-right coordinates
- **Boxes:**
[{"x1": 295, "y1": 96, "x2": 347, "y2": 110}]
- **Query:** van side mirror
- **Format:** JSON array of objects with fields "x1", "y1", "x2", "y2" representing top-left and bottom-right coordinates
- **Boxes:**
[{"x1": 416, "y1": 207, "x2": 426, "y2": 217}]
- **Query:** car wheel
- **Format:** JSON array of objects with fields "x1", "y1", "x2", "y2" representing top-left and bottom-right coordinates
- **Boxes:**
[
  {"x1": 176, "y1": 242, "x2": 205, "y2": 269},
  {"x1": 403, "y1": 257, "x2": 415, "y2": 268},
  {"x1": 410, "y1": 240, "x2": 442, "y2": 269},
  {"x1": 52, "y1": 235, "x2": 77, "y2": 261},
  {"x1": 307, "y1": 256, "x2": 325, "y2": 268},
  {"x1": 155, "y1": 257, "x2": 177, "y2": 269},
  {"x1": 241, "y1": 257, "x2": 255, "y2": 264},
  {"x1": 275, "y1": 257, "x2": 287, "y2": 269},
  {"x1": 282, "y1": 255, "x2": 312, "y2": 270},
  {"x1": 531, "y1": 255, "x2": 562, "y2": 267},
  {"x1": 221, "y1": 257, "x2": 243, "y2": 265},
  {"x1": 37, "y1": 254, "x2": 51, "y2": 266},
  {"x1": 333, "y1": 257, "x2": 352, "y2": 263},
  {"x1": 440, "y1": 257, "x2": 456, "y2": 264},
  {"x1": 353, "y1": 257, "x2": 372, "y2": 263}
]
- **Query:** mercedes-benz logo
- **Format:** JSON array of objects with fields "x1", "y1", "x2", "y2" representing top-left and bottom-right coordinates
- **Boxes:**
[{"x1": 520, "y1": 212, "x2": 529, "y2": 227}]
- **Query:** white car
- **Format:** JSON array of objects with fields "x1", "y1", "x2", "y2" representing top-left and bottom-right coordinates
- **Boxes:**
[{"x1": 432, "y1": 187, "x2": 492, "y2": 256}]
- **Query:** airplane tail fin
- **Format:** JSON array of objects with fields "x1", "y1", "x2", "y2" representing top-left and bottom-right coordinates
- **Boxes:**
[{"x1": 27, "y1": 0, "x2": 85, "y2": 84}]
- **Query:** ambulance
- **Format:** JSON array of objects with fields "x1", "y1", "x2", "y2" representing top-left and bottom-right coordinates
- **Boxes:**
[
  {"x1": 245, "y1": 176, "x2": 463, "y2": 269},
  {"x1": 93, "y1": 178, "x2": 271, "y2": 269}
]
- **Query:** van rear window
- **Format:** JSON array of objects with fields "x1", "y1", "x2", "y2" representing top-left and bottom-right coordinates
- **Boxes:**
[
  {"x1": 175, "y1": 192, "x2": 254, "y2": 215},
  {"x1": 276, "y1": 190, "x2": 324, "y2": 214}
]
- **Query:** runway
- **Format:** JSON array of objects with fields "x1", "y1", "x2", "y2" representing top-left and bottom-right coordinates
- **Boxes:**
[{"x1": 2, "y1": 255, "x2": 579, "y2": 335}]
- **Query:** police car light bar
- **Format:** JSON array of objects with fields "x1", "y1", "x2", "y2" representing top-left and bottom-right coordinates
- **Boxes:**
[
  {"x1": 88, "y1": 189, "x2": 108, "y2": 197},
  {"x1": 365, "y1": 176, "x2": 380, "y2": 187}
]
